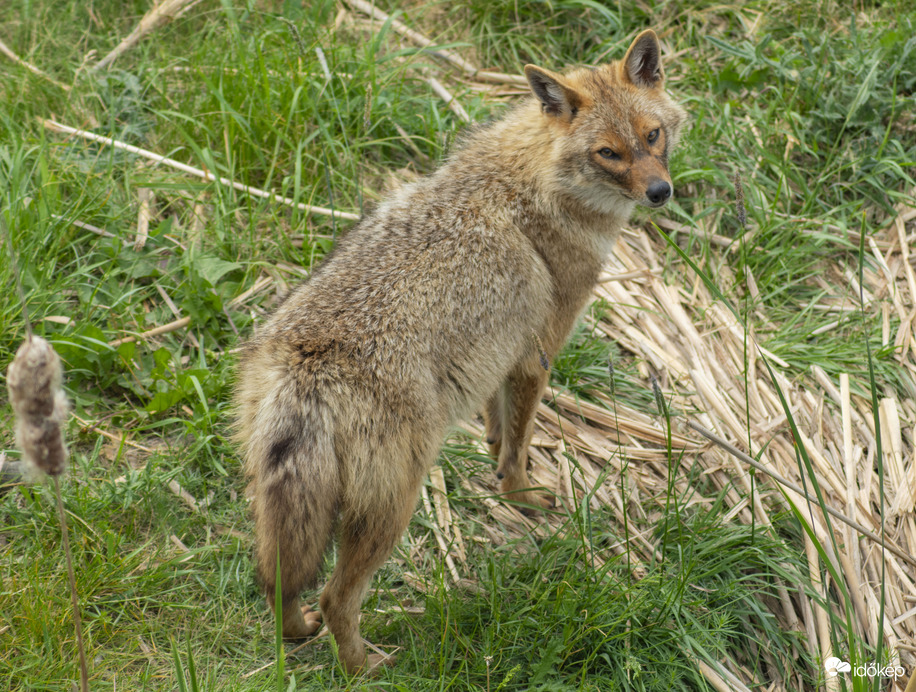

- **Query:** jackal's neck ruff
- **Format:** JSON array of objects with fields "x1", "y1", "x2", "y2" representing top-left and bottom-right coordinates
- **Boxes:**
[{"x1": 420, "y1": 30, "x2": 684, "y2": 268}]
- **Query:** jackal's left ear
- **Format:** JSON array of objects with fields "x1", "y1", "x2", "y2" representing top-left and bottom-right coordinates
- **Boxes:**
[
  {"x1": 623, "y1": 30, "x2": 664, "y2": 88},
  {"x1": 524, "y1": 65, "x2": 584, "y2": 119}
]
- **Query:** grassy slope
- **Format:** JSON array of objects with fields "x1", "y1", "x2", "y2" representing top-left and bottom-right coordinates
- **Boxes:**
[{"x1": 1, "y1": 1, "x2": 915, "y2": 690}]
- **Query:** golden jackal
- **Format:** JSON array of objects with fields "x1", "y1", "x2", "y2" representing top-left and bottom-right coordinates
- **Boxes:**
[{"x1": 235, "y1": 29, "x2": 686, "y2": 674}]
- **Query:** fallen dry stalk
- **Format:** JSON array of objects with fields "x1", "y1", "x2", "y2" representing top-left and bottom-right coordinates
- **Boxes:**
[
  {"x1": 92, "y1": 0, "x2": 204, "y2": 72},
  {"x1": 342, "y1": 0, "x2": 526, "y2": 85},
  {"x1": 72, "y1": 414, "x2": 156, "y2": 454},
  {"x1": 424, "y1": 74, "x2": 470, "y2": 123},
  {"x1": 342, "y1": 0, "x2": 477, "y2": 76},
  {"x1": 41, "y1": 118, "x2": 359, "y2": 221},
  {"x1": 0, "y1": 36, "x2": 71, "y2": 90},
  {"x1": 134, "y1": 187, "x2": 153, "y2": 251},
  {"x1": 52, "y1": 214, "x2": 117, "y2": 238},
  {"x1": 687, "y1": 420, "x2": 916, "y2": 570},
  {"x1": 108, "y1": 315, "x2": 191, "y2": 348}
]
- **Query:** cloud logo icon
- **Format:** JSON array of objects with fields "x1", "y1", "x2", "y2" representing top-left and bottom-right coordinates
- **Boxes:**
[{"x1": 825, "y1": 657, "x2": 852, "y2": 677}]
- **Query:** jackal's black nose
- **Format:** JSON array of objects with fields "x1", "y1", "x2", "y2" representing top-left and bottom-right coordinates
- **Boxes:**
[{"x1": 646, "y1": 179, "x2": 672, "y2": 205}]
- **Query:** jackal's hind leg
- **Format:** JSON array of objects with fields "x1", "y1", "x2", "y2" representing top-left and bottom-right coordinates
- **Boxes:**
[
  {"x1": 319, "y1": 502, "x2": 417, "y2": 675},
  {"x1": 318, "y1": 438, "x2": 430, "y2": 675}
]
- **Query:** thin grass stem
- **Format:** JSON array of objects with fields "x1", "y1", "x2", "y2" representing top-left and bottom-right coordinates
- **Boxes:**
[{"x1": 53, "y1": 476, "x2": 89, "y2": 692}]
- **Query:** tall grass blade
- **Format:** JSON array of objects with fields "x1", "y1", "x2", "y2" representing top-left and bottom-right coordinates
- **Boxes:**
[{"x1": 275, "y1": 544, "x2": 285, "y2": 691}]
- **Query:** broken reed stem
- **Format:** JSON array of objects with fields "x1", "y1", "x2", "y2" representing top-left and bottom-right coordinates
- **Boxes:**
[
  {"x1": 697, "y1": 659, "x2": 753, "y2": 692},
  {"x1": 424, "y1": 74, "x2": 470, "y2": 123},
  {"x1": 54, "y1": 476, "x2": 89, "y2": 692},
  {"x1": 108, "y1": 315, "x2": 191, "y2": 348},
  {"x1": 72, "y1": 413, "x2": 155, "y2": 454},
  {"x1": 0, "y1": 36, "x2": 71, "y2": 91},
  {"x1": 342, "y1": 0, "x2": 526, "y2": 85},
  {"x1": 51, "y1": 214, "x2": 117, "y2": 239},
  {"x1": 342, "y1": 0, "x2": 477, "y2": 76},
  {"x1": 92, "y1": 0, "x2": 203, "y2": 72},
  {"x1": 40, "y1": 119, "x2": 359, "y2": 221},
  {"x1": 905, "y1": 669, "x2": 916, "y2": 692},
  {"x1": 687, "y1": 420, "x2": 916, "y2": 569}
]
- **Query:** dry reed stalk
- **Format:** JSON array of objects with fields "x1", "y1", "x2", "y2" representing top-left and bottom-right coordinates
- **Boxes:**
[
  {"x1": 906, "y1": 671, "x2": 916, "y2": 692},
  {"x1": 343, "y1": 0, "x2": 527, "y2": 86},
  {"x1": 228, "y1": 275, "x2": 274, "y2": 308},
  {"x1": 0, "y1": 36, "x2": 71, "y2": 90},
  {"x1": 688, "y1": 421, "x2": 916, "y2": 569},
  {"x1": 41, "y1": 118, "x2": 360, "y2": 221},
  {"x1": 423, "y1": 74, "x2": 471, "y2": 123},
  {"x1": 108, "y1": 315, "x2": 191, "y2": 348},
  {"x1": 92, "y1": 0, "x2": 204, "y2": 72},
  {"x1": 50, "y1": 214, "x2": 116, "y2": 239},
  {"x1": 697, "y1": 660, "x2": 754, "y2": 692},
  {"x1": 72, "y1": 414, "x2": 156, "y2": 454},
  {"x1": 420, "y1": 485, "x2": 460, "y2": 584},
  {"x1": 341, "y1": 0, "x2": 477, "y2": 76},
  {"x1": 470, "y1": 71, "x2": 528, "y2": 86},
  {"x1": 134, "y1": 187, "x2": 153, "y2": 251},
  {"x1": 167, "y1": 479, "x2": 205, "y2": 513},
  {"x1": 429, "y1": 465, "x2": 467, "y2": 562}
]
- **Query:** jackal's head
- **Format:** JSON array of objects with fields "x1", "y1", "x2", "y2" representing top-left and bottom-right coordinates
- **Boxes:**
[{"x1": 524, "y1": 30, "x2": 687, "y2": 215}]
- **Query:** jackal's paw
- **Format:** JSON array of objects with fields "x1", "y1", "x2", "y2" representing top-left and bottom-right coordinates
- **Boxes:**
[
  {"x1": 366, "y1": 652, "x2": 396, "y2": 673},
  {"x1": 344, "y1": 651, "x2": 397, "y2": 677},
  {"x1": 500, "y1": 485, "x2": 554, "y2": 517},
  {"x1": 281, "y1": 605, "x2": 323, "y2": 639},
  {"x1": 486, "y1": 437, "x2": 502, "y2": 460}
]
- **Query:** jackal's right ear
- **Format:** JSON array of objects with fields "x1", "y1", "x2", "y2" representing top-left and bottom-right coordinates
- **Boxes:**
[
  {"x1": 623, "y1": 30, "x2": 664, "y2": 88},
  {"x1": 524, "y1": 65, "x2": 583, "y2": 119}
]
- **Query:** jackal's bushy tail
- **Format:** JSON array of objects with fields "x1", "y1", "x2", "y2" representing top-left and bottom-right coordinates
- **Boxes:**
[{"x1": 240, "y1": 383, "x2": 340, "y2": 601}]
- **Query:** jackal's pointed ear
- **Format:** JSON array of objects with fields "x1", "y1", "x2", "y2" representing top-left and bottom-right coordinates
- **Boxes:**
[
  {"x1": 524, "y1": 65, "x2": 583, "y2": 119},
  {"x1": 623, "y1": 30, "x2": 664, "y2": 88}
]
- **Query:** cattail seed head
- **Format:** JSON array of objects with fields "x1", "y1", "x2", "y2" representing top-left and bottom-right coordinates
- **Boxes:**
[
  {"x1": 6, "y1": 336, "x2": 70, "y2": 476},
  {"x1": 733, "y1": 171, "x2": 747, "y2": 229}
]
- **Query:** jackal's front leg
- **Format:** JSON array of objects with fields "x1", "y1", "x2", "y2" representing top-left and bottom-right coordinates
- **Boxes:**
[{"x1": 495, "y1": 362, "x2": 553, "y2": 513}]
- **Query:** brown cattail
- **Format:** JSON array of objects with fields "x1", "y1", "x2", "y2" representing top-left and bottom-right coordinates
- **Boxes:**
[
  {"x1": 6, "y1": 336, "x2": 70, "y2": 476},
  {"x1": 733, "y1": 171, "x2": 747, "y2": 229}
]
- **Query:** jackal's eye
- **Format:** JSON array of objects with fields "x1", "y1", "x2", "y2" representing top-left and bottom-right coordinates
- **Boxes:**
[
  {"x1": 598, "y1": 147, "x2": 619, "y2": 160},
  {"x1": 647, "y1": 128, "x2": 660, "y2": 144}
]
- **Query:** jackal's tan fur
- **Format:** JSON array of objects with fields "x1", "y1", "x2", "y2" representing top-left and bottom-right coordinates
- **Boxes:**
[{"x1": 235, "y1": 30, "x2": 686, "y2": 674}]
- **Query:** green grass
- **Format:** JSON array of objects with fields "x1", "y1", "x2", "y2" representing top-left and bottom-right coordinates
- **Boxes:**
[{"x1": 2, "y1": 1, "x2": 915, "y2": 690}]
